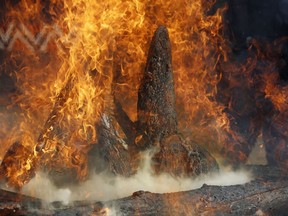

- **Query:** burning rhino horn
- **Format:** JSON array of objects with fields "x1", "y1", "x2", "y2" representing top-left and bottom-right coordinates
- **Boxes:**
[
  {"x1": 137, "y1": 26, "x2": 218, "y2": 176},
  {"x1": 88, "y1": 112, "x2": 140, "y2": 177},
  {"x1": 137, "y1": 25, "x2": 178, "y2": 148}
]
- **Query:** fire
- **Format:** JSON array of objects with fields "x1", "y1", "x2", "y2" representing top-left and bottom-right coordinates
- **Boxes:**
[{"x1": 0, "y1": 0, "x2": 233, "y2": 188}]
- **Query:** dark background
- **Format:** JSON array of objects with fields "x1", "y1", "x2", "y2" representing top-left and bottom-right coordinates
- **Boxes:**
[{"x1": 227, "y1": 0, "x2": 288, "y2": 42}]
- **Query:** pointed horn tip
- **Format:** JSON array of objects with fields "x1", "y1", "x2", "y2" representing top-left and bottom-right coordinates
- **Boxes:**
[
  {"x1": 151, "y1": 25, "x2": 170, "y2": 47},
  {"x1": 155, "y1": 25, "x2": 169, "y2": 36}
]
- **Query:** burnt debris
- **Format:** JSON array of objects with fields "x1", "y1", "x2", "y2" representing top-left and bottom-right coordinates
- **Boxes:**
[{"x1": 0, "y1": 165, "x2": 288, "y2": 216}]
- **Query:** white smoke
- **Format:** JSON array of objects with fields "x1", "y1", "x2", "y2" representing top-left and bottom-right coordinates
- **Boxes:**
[{"x1": 20, "y1": 149, "x2": 252, "y2": 205}]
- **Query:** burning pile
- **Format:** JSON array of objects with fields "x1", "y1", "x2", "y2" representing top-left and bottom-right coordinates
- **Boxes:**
[
  {"x1": 0, "y1": 24, "x2": 219, "y2": 189},
  {"x1": 0, "y1": 1, "x2": 288, "y2": 213}
]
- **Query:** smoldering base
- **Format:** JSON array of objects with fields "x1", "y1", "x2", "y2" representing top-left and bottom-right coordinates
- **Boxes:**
[{"x1": 14, "y1": 150, "x2": 252, "y2": 205}]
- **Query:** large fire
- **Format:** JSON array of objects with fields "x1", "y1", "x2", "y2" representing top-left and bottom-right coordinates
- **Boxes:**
[{"x1": 0, "y1": 0, "x2": 287, "y2": 191}]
